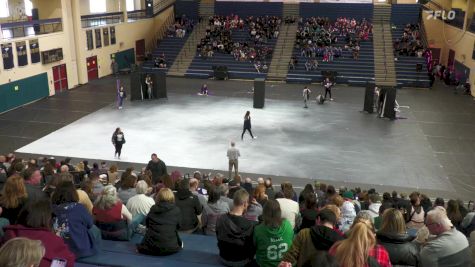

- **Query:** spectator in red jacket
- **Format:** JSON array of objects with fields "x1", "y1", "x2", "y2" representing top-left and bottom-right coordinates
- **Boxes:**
[{"x1": 3, "y1": 199, "x2": 76, "y2": 267}]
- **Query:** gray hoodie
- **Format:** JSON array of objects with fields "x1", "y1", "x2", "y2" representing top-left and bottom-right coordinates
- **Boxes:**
[{"x1": 202, "y1": 200, "x2": 230, "y2": 235}]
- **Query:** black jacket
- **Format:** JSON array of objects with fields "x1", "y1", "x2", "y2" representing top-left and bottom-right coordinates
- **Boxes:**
[
  {"x1": 138, "y1": 202, "x2": 181, "y2": 253},
  {"x1": 243, "y1": 117, "x2": 251, "y2": 129},
  {"x1": 310, "y1": 225, "x2": 345, "y2": 251},
  {"x1": 146, "y1": 160, "x2": 167, "y2": 184},
  {"x1": 377, "y1": 232, "x2": 420, "y2": 266},
  {"x1": 25, "y1": 183, "x2": 48, "y2": 202},
  {"x1": 216, "y1": 213, "x2": 255, "y2": 262},
  {"x1": 175, "y1": 189, "x2": 203, "y2": 231}
]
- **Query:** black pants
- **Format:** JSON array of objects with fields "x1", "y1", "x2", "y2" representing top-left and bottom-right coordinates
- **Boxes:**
[
  {"x1": 241, "y1": 128, "x2": 254, "y2": 139},
  {"x1": 324, "y1": 87, "x2": 332, "y2": 99},
  {"x1": 115, "y1": 143, "x2": 123, "y2": 157}
]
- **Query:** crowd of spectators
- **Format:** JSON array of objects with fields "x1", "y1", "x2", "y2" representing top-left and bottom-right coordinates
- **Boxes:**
[
  {"x1": 166, "y1": 16, "x2": 195, "y2": 38},
  {"x1": 292, "y1": 17, "x2": 372, "y2": 70},
  {"x1": 196, "y1": 15, "x2": 278, "y2": 73},
  {"x1": 393, "y1": 23, "x2": 424, "y2": 58},
  {"x1": 0, "y1": 152, "x2": 473, "y2": 267}
]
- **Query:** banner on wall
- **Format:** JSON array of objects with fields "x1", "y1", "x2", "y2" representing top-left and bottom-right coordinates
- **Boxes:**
[
  {"x1": 16, "y1": 41, "x2": 28, "y2": 67},
  {"x1": 29, "y1": 39, "x2": 40, "y2": 63},
  {"x1": 1, "y1": 43, "x2": 14, "y2": 70}
]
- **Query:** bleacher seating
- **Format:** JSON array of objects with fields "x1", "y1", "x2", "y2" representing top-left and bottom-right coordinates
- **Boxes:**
[
  {"x1": 142, "y1": 34, "x2": 192, "y2": 74},
  {"x1": 299, "y1": 3, "x2": 373, "y2": 20},
  {"x1": 287, "y1": 4, "x2": 375, "y2": 85},
  {"x1": 77, "y1": 234, "x2": 220, "y2": 267},
  {"x1": 391, "y1": 4, "x2": 430, "y2": 87},
  {"x1": 186, "y1": 25, "x2": 276, "y2": 80},
  {"x1": 214, "y1": 2, "x2": 283, "y2": 17},
  {"x1": 175, "y1": 0, "x2": 199, "y2": 20}
]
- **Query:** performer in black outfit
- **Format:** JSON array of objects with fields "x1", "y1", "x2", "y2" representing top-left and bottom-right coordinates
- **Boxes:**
[
  {"x1": 112, "y1": 127, "x2": 126, "y2": 159},
  {"x1": 241, "y1": 111, "x2": 256, "y2": 140},
  {"x1": 323, "y1": 77, "x2": 334, "y2": 101}
]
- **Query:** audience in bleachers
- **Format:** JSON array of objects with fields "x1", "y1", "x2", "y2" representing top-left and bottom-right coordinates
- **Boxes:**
[
  {"x1": 393, "y1": 23, "x2": 424, "y2": 57},
  {"x1": 0, "y1": 237, "x2": 45, "y2": 267},
  {"x1": 0, "y1": 153, "x2": 475, "y2": 266}
]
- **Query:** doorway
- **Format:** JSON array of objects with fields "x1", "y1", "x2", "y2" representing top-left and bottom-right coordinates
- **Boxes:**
[
  {"x1": 52, "y1": 64, "x2": 68, "y2": 92},
  {"x1": 87, "y1": 56, "x2": 99, "y2": 81},
  {"x1": 135, "y1": 39, "x2": 145, "y2": 62}
]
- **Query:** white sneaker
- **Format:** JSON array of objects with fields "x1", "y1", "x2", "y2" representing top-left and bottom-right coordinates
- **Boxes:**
[
  {"x1": 253, "y1": 136, "x2": 257, "y2": 139},
  {"x1": 330, "y1": 98, "x2": 334, "y2": 101}
]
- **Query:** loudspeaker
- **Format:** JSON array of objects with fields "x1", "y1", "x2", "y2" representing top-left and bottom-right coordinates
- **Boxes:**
[
  {"x1": 382, "y1": 87, "x2": 397, "y2": 120},
  {"x1": 253, "y1": 78, "x2": 265, "y2": 108},
  {"x1": 154, "y1": 72, "x2": 167, "y2": 99},
  {"x1": 145, "y1": 0, "x2": 154, "y2": 17},
  {"x1": 32, "y1": 8, "x2": 40, "y2": 33},
  {"x1": 130, "y1": 71, "x2": 143, "y2": 101},
  {"x1": 363, "y1": 82, "x2": 375, "y2": 113}
]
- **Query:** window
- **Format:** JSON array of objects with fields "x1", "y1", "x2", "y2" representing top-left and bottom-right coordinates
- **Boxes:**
[
  {"x1": 90, "y1": 0, "x2": 106, "y2": 14},
  {"x1": 24, "y1": 0, "x2": 33, "y2": 16},
  {"x1": 0, "y1": 0, "x2": 10, "y2": 18},
  {"x1": 126, "y1": 0, "x2": 135, "y2": 11}
]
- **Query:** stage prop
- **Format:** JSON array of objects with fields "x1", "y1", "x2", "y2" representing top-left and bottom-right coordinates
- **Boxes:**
[
  {"x1": 253, "y1": 78, "x2": 265, "y2": 109},
  {"x1": 380, "y1": 86, "x2": 397, "y2": 120},
  {"x1": 213, "y1": 65, "x2": 229, "y2": 80}
]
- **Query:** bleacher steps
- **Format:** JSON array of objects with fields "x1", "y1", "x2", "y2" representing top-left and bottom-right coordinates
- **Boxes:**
[
  {"x1": 283, "y1": 3, "x2": 300, "y2": 18},
  {"x1": 168, "y1": 22, "x2": 208, "y2": 76},
  {"x1": 373, "y1": 4, "x2": 396, "y2": 87},
  {"x1": 267, "y1": 22, "x2": 298, "y2": 81},
  {"x1": 199, "y1": 0, "x2": 215, "y2": 18}
]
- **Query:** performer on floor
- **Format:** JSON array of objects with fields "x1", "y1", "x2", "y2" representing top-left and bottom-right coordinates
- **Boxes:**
[
  {"x1": 303, "y1": 86, "x2": 312, "y2": 108},
  {"x1": 323, "y1": 77, "x2": 334, "y2": 101},
  {"x1": 118, "y1": 86, "x2": 126, "y2": 109},
  {"x1": 145, "y1": 75, "x2": 153, "y2": 99},
  {"x1": 199, "y1": 83, "x2": 209, "y2": 96},
  {"x1": 111, "y1": 127, "x2": 126, "y2": 159},
  {"x1": 241, "y1": 111, "x2": 256, "y2": 140}
]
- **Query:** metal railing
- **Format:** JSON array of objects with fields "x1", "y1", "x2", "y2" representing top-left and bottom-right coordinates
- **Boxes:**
[
  {"x1": 0, "y1": 18, "x2": 63, "y2": 40},
  {"x1": 127, "y1": 9, "x2": 149, "y2": 21},
  {"x1": 153, "y1": 0, "x2": 176, "y2": 17},
  {"x1": 81, "y1": 12, "x2": 124, "y2": 28}
]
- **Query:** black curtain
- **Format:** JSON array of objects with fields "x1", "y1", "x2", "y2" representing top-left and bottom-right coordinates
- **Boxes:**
[{"x1": 1, "y1": 43, "x2": 14, "y2": 70}]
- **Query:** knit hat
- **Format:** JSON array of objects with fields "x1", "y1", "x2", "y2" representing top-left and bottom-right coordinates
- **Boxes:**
[{"x1": 342, "y1": 191, "x2": 354, "y2": 200}]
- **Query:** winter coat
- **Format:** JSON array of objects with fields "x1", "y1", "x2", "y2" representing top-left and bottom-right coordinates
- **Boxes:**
[
  {"x1": 202, "y1": 200, "x2": 229, "y2": 235},
  {"x1": 216, "y1": 213, "x2": 256, "y2": 263},
  {"x1": 175, "y1": 189, "x2": 203, "y2": 231},
  {"x1": 377, "y1": 231, "x2": 420, "y2": 266}
]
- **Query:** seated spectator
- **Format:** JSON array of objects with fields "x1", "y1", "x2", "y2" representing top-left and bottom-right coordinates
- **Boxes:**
[
  {"x1": 190, "y1": 178, "x2": 207, "y2": 207},
  {"x1": 299, "y1": 191, "x2": 319, "y2": 231},
  {"x1": 216, "y1": 189, "x2": 256, "y2": 266},
  {"x1": 407, "y1": 192, "x2": 425, "y2": 231},
  {"x1": 22, "y1": 167, "x2": 47, "y2": 201},
  {"x1": 339, "y1": 191, "x2": 357, "y2": 233},
  {"x1": 126, "y1": 180, "x2": 155, "y2": 218},
  {"x1": 175, "y1": 178, "x2": 203, "y2": 233},
  {"x1": 254, "y1": 199, "x2": 293, "y2": 267},
  {"x1": 3, "y1": 199, "x2": 76, "y2": 267},
  {"x1": 329, "y1": 221, "x2": 392, "y2": 267},
  {"x1": 137, "y1": 188, "x2": 182, "y2": 256},
  {"x1": 52, "y1": 181, "x2": 100, "y2": 258},
  {"x1": 90, "y1": 173, "x2": 104, "y2": 201},
  {"x1": 265, "y1": 178, "x2": 275, "y2": 200},
  {"x1": 376, "y1": 208, "x2": 419, "y2": 266},
  {"x1": 0, "y1": 175, "x2": 27, "y2": 224},
  {"x1": 254, "y1": 184, "x2": 268, "y2": 207},
  {"x1": 0, "y1": 237, "x2": 44, "y2": 267},
  {"x1": 202, "y1": 186, "x2": 229, "y2": 236},
  {"x1": 367, "y1": 193, "x2": 382, "y2": 219},
  {"x1": 447, "y1": 199, "x2": 464, "y2": 230},
  {"x1": 107, "y1": 165, "x2": 119, "y2": 185},
  {"x1": 217, "y1": 184, "x2": 233, "y2": 210},
  {"x1": 420, "y1": 207, "x2": 471, "y2": 267},
  {"x1": 92, "y1": 185, "x2": 133, "y2": 241},
  {"x1": 118, "y1": 174, "x2": 137, "y2": 205},
  {"x1": 281, "y1": 209, "x2": 344, "y2": 267},
  {"x1": 244, "y1": 188, "x2": 263, "y2": 222},
  {"x1": 276, "y1": 183, "x2": 300, "y2": 229}
]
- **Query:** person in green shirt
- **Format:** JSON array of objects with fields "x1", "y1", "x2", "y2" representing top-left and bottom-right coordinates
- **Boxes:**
[{"x1": 253, "y1": 199, "x2": 294, "y2": 267}]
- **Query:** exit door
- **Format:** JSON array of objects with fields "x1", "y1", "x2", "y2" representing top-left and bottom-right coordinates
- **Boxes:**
[
  {"x1": 52, "y1": 64, "x2": 68, "y2": 92},
  {"x1": 87, "y1": 56, "x2": 98, "y2": 81}
]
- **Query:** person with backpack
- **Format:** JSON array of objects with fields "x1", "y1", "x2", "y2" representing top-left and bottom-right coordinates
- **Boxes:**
[{"x1": 111, "y1": 128, "x2": 125, "y2": 160}]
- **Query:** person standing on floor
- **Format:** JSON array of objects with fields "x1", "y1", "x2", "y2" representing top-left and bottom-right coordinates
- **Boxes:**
[
  {"x1": 322, "y1": 77, "x2": 334, "y2": 101},
  {"x1": 227, "y1": 141, "x2": 240, "y2": 180},
  {"x1": 145, "y1": 75, "x2": 153, "y2": 99},
  {"x1": 118, "y1": 86, "x2": 126, "y2": 109},
  {"x1": 111, "y1": 128, "x2": 126, "y2": 159},
  {"x1": 242, "y1": 111, "x2": 256, "y2": 140},
  {"x1": 303, "y1": 86, "x2": 312, "y2": 108}
]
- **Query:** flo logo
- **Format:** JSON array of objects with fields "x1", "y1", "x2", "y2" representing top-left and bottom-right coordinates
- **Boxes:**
[{"x1": 424, "y1": 10, "x2": 456, "y2": 20}]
